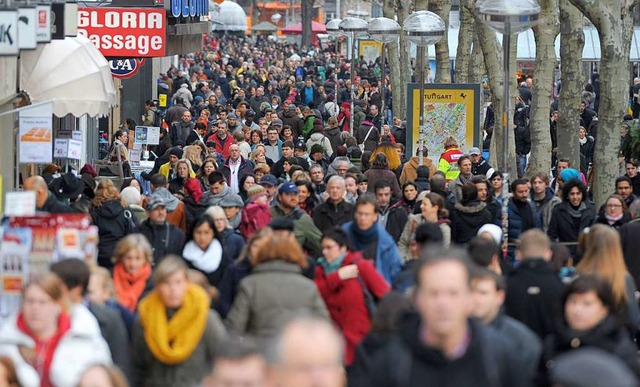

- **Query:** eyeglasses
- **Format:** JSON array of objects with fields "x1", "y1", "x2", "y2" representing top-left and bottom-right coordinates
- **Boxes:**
[{"x1": 606, "y1": 204, "x2": 623, "y2": 209}]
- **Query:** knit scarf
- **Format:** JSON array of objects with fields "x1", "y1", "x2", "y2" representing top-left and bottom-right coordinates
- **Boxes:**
[
  {"x1": 350, "y1": 223, "x2": 378, "y2": 251},
  {"x1": 318, "y1": 253, "x2": 346, "y2": 274},
  {"x1": 113, "y1": 263, "x2": 152, "y2": 312},
  {"x1": 17, "y1": 311, "x2": 71, "y2": 387},
  {"x1": 606, "y1": 213, "x2": 624, "y2": 225},
  {"x1": 138, "y1": 284, "x2": 209, "y2": 365},
  {"x1": 567, "y1": 202, "x2": 587, "y2": 218}
]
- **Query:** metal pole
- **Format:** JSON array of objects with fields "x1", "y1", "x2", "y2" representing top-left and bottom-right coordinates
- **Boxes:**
[
  {"x1": 380, "y1": 41, "x2": 386, "y2": 126},
  {"x1": 350, "y1": 33, "x2": 356, "y2": 136},
  {"x1": 501, "y1": 29, "x2": 511, "y2": 260},
  {"x1": 418, "y1": 45, "x2": 425, "y2": 166}
]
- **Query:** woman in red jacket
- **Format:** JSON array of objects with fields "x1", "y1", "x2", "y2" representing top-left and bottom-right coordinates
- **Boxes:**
[{"x1": 314, "y1": 227, "x2": 390, "y2": 366}]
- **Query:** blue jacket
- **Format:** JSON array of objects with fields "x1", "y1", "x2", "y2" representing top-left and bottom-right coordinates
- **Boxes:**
[{"x1": 342, "y1": 221, "x2": 403, "y2": 283}]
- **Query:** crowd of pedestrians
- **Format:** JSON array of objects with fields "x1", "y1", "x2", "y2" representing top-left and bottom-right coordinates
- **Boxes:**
[{"x1": 3, "y1": 35, "x2": 640, "y2": 386}]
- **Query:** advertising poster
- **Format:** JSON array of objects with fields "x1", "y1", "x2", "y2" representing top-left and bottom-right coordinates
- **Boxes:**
[
  {"x1": 134, "y1": 126, "x2": 160, "y2": 145},
  {"x1": 358, "y1": 39, "x2": 382, "y2": 67},
  {"x1": 405, "y1": 83, "x2": 481, "y2": 159},
  {"x1": 0, "y1": 228, "x2": 32, "y2": 322},
  {"x1": 19, "y1": 102, "x2": 53, "y2": 164}
]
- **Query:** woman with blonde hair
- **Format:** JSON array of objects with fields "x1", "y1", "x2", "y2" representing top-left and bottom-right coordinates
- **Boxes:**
[
  {"x1": 182, "y1": 145, "x2": 203, "y2": 173},
  {"x1": 576, "y1": 224, "x2": 640, "y2": 329},
  {"x1": 111, "y1": 234, "x2": 154, "y2": 313},
  {"x1": 133, "y1": 256, "x2": 226, "y2": 386},
  {"x1": 370, "y1": 138, "x2": 403, "y2": 178},
  {"x1": 0, "y1": 273, "x2": 112, "y2": 387},
  {"x1": 226, "y1": 232, "x2": 329, "y2": 338},
  {"x1": 168, "y1": 159, "x2": 194, "y2": 198},
  {"x1": 90, "y1": 179, "x2": 132, "y2": 268}
]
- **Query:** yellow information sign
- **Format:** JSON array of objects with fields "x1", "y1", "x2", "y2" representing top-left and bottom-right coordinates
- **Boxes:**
[
  {"x1": 158, "y1": 94, "x2": 167, "y2": 108},
  {"x1": 406, "y1": 83, "x2": 481, "y2": 159},
  {"x1": 358, "y1": 40, "x2": 382, "y2": 66}
]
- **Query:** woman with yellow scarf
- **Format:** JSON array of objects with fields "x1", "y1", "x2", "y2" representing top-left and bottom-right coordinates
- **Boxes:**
[{"x1": 132, "y1": 256, "x2": 226, "y2": 386}]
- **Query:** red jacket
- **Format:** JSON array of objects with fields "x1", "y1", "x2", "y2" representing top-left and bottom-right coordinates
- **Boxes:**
[
  {"x1": 313, "y1": 251, "x2": 390, "y2": 365},
  {"x1": 207, "y1": 132, "x2": 235, "y2": 159}
]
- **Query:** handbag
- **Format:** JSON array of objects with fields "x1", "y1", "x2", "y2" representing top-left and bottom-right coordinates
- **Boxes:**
[{"x1": 359, "y1": 126, "x2": 375, "y2": 152}]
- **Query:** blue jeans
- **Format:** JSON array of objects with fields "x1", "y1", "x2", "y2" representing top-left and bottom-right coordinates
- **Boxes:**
[{"x1": 518, "y1": 155, "x2": 527, "y2": 177}]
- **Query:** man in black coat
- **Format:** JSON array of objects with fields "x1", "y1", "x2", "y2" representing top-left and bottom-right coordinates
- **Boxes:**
[
  {"x1": 504, "y1": 229, "x2": 564, "y2": 339},
  {"x1": 368, "y1": 250, "x2": 530, "y2": 387},
  {"x1": 312, "y1": 175, "x2": 354, "y2": 232},
  {"x1": 374, "y1": 180, "x2": 408, "y2": 242},
  {"x1": 24, "y1": 175, "x2": 76, "y2": 213},
  {"x1": 138, "y1": 196, "x2": 186, "y2": 264},
  {"x1": 50, "y1": 259, "x2": 132, "y2": 383}
]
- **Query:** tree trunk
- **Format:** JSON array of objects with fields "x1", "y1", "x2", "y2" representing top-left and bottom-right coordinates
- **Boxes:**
[
  {"x1": 429, "y1": 0, "x2": 452, "y2": 83},
  {"x1": 301, "y1": 0, "x2": 314, "y2": 49},
  {"x1": 527, "y1": 0, "x2": 559, "y2": 176},
  {"x1": 455, "y1": 2, "x2": 474, "y2": 83},
  {"x1": 385, "y1": 0, "x2": 410, "y2": 121},
  {"x1": 556, "y1": 0, "x2": 583, "y2": 170},
  {"x1": 468, "y1": 36, "x2": 484, "y2": 85},
  {"x1": 568, "y1": 0, "x2": 635, "y2": 207}
]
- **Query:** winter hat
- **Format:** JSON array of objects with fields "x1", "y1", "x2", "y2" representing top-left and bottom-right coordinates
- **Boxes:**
[
  {"x1": 246, "y1": 185, "x2": 267, "y2": 203},
  {"x1": 121, "y1": 186, "x2": 142, "y2": 206},
  {"x1": 310, "y1": 144, "x2": 324, "y2": 155},
  {"x1": 560, "y1": 168, "x2": 581, "y2": 184},
  {"x1": 169, "y1": 147, "x2": 183, "y2": 159},
  {"x1": 80, "y1": 163, "x2": 98, "y2": 178},
  {"x1": 477, "y1": 224, "x2": 503, "y2": 245},
  {"x1": 219, "y1": 193, "x2": 244, "y2": 208},
  {"x1": 194, "y1": 96, "x2": 204, "y2": 104}
]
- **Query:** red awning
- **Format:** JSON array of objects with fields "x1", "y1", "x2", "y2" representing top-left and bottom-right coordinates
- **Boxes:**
[
  {"x1": 281, "y1": 21, "x2": 327, "y2": 34},
  {"x1": 257, "y1": 2, "x2": 300, "y2": 10}
]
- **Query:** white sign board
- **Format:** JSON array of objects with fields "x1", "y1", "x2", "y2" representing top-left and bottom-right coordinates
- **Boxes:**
[
  {"x1": 18, "y1": 7, "x2": 37, "y2": 50},
  {"x1": 4, "y1": 191, "x2": 36, "y2": 217},
  {"x1": 65, "y1": 2, "x2": 78, "y2": 37},
  {"x1": 19, "y1": 103, "x2": 53, "y2": 164},
  {"x1": 0, "y1": 10, "x2": 18, "y2": 56},
  {"x1": 54, "y1": 138, "x2": 83, "y2": 160},
  {"x1": 36, "y1": 5, "x2": 51, "y2": 43},
  {"x1": 134, "y1": 126, "x2": 160, "y2": 145}
]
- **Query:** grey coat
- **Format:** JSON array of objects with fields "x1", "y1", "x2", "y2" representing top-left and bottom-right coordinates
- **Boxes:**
[
  {"x1": 132, "y1": 311, "x2": 226, "y2": 387},
  {"x1": 226, "y1": 260, "x2": 329, "y2": 338}
]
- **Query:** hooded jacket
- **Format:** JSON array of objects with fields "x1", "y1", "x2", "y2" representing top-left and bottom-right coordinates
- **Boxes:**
[
  {"x1": 0, "y1": 305, "x2": 112, "y2": 387},
  {"x1": 307, "y1": 132, "x2": 334, "y2": 157},
  {"x1": 203, "y1": 185, "x2": 233, "y2": 207},
  {"x1": 324, "y1": 125, "x2": 343, "y2": 153},
  {"x1": 151, "y1": 187, "x2": 187, "y2": 233},
  {"x1": 90, "y1": 199, "x2": 130, "y2": 268},
  {"x1": 450, "y1": 201, "x2": 494, "y2": 244},
  {"x1": 399, "y1": 157, "x2": 438, "y2": 186},
  {"x1": 281, "y1": 108, "x2": 304, "y2": 138}
]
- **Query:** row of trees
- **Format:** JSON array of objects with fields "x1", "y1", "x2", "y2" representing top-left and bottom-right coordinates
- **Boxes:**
[{"x1": 377, "y1": 0, "x2": 638, "y2": 206}]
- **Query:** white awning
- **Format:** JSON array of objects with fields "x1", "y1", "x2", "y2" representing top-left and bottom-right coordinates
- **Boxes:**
[{"x1": 19, "y1": 35, "x2": 116, "y2": 117}]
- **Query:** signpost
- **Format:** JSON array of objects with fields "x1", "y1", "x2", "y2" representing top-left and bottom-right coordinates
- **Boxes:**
[{"x1": 0, "y1": 9, "x2": 18, "y2": 56}]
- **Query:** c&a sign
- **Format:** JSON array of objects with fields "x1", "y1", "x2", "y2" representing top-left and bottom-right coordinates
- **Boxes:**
[{"x1": 77, "y1": 8, "x2": 166, "y2": 58}]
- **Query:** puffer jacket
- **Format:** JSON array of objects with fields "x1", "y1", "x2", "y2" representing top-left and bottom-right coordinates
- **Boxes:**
[
  {"x1": 0, "y1": 305, "x2": 112, "y2": 387},
  {"x1": 306, "y1": 132, "x2": 334, "y2": 157},
  {"x1": 90, "y1": 199, "x2": 130, "y2": 268},
  {"x1": 451, "y1": 201, "x2": 494, "y2": 244}
]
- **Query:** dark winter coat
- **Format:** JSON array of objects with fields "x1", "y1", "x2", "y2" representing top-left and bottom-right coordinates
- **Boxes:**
[
  {"x1": 281, "y1": 109, "x2": 304, "y2": 138},
  {"x1": 324, "y1": 125, "x2": 343, "y2": 153},
  {"x1": 219, "y1": 228, "x2": 245, "y2": 262},
  {"x1": 41, "y1": 193, "x2": 76, "y2": 214},
  {"x1": 450, "y1": 201, "x2": 494, "y2": 244},
  {"x1": 357, "y1": 123, "x2": 379, "y2": 152},
  {"x1": 221, "y1": 156, "x2": 255, "y2": 188},
  {"x1": 380, "y1": 201, "x2": 409, "y2": 242},
  {"x1": 539, "y1": 316, "x2": 640, "y2": 384},
  {"x1": 367, "y1": 314, "x2": 530, "y2": 387},
  {"x1": 514, "y1": 125, "x2": 531, "y2": 155},
  {"x1": 138, "y1": 220, "x2": 186, "y2": 264},
  {"x1": 90, "y1": 200, "x2": 131, "y2": 268},
  {"x1": 620, "y1": 220, "x2": 640, "y2": 290},
  {"x1": 472, "y1": 157, "x2": 492, "y2": 177},
  {"x1": 507, "y1": 199, "x2": 540, "y2": 244},
  {"x1": 183, "y1": 195, "x2": 209, "y2": 237},
  {"x1": 312, "y1": 199, "x2": 355, "y2": 232},
  {"x1": 314, "y1": 251, "x2": 390, "y2": 365},
  {"x1": 579, "y1": 136, "x2": 595, "y2": 175},
  {"x1": 216, "y1": 258, "x2": 252, "y2": 318},
  {"x1": 364, "y1": 166, "x2": 401, "y2": 199},
  {"x1": 504, "y1": 258, "x2": 565, "y2": 339},
  {"x1": 547, "y1": 200, "x2": 596, "y2": 260}
]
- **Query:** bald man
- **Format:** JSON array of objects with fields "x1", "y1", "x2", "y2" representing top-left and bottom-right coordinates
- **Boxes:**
[
  {"x1": 24, "y1": 175, "x2": 74, "y2": 213},
  {"x1": 268, "y1": 316, "x2": 346, "y2": 387},
  {"x1": 222, "y1": 143, "x2": 255, "y2": 195}
]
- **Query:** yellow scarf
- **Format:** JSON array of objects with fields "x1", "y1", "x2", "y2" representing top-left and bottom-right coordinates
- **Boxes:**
[{"x1": 138, "y1": 284, "x2": 209, "y2": 365}]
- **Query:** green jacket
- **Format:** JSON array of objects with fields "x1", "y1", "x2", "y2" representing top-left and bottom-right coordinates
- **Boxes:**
[{"x1": 270, "y1": 199, "x2": 323, "y2": 258}]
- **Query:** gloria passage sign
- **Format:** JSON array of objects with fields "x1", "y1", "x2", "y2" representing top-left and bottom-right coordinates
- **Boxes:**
[{"x1": 77, "y1": 8, "x2": 166, "y2": 57}]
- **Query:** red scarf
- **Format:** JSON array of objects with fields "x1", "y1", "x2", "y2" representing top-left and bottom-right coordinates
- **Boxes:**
[
  {"x1": 17, "y1": 312, "x2": 71, "y2": 387},
  {"x1": 113, "y1": 263, "x2": 152, "y2": 312}
]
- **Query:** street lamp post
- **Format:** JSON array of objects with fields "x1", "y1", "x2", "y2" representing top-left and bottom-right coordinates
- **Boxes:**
[
  {"x1": 339, "y1": 17, "x2": 368, "y2": 136},
  {"x1": 478, "y1": 0, "x2": 540, "y2": 258},
  {"x1": 368, "y1": 17, "x2": 401, "y2": 127},
  {"x1": 326, "y1": 19, "x2": 343, "y2": 101},
  {"x1": 403, "y1": 11, "x2": 445, "y2": 166}
]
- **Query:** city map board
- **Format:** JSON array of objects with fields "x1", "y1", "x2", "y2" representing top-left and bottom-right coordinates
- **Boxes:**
[
  {"x1": 405, "y1": 83, "x2": 481, "y2": 160},
  {"x1": 358, "y1": 40, "x2": 382, "y2": 67}
]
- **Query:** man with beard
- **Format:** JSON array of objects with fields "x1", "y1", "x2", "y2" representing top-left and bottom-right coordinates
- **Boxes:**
[
  {"x1": 170, "y1": 111, "x2": 195, "y2": 145},
  {"x1": 375, "y1": 180, "x2": 408, "y2": 242},
  {"x1": 471, "y1": 176, "x2": 500, "y2": 224}
]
